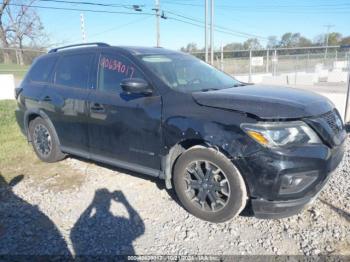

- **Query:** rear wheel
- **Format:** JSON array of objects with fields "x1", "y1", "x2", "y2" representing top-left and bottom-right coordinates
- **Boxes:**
[
  {"x1": 173, "y1": 146, "x2": 247, "y2": 223},
  {"x1": 29, "y1": 117, "x2": 65, "y2": 163}
]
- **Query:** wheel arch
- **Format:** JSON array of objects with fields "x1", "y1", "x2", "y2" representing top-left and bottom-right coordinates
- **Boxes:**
[
  {"x1": 162, "y1": 138, "x2": 248, "y2": 191},
  {"x1": 24, "y1": 110, "x2": 59, "y2": 145}
]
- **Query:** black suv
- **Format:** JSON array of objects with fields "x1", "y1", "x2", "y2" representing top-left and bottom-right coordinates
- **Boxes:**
[{"x1": 15, "y1": 43, "x2": 346, "y2": 222}]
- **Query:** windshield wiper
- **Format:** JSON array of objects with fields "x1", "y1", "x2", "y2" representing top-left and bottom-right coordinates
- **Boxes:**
[
  {"x1": 201, "y1": 88, "x2": 219, "y2": 92},
  {"x1": 232, "y1": 83, "x2": 247, "y2": 87}
]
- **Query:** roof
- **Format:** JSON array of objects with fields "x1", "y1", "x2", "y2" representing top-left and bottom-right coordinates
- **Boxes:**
[
  {"x1": 47, "y1": 42, "x2": 184, "y2": 56},
  {"x1": 116, "y1": 46, "x2": 183, "y2": 56}
]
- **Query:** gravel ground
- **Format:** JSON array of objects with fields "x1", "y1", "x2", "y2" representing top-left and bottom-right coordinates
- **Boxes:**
[{"x1": 0, "y1": 137, "x2": 349, "y2": 256}]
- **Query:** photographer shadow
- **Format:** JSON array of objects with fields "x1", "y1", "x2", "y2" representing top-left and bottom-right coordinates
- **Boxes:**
[
  {"x1": 0, "y1": 174, "x2": 71, "y2": 256},
  {"x1": 70, "y1": 189, "x2": 145, "y2": 255}
]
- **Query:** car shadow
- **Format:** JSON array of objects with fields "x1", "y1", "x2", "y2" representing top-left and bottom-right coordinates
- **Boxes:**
[
  {"x1": 69, "y1": 155, "x2": 180, "y2": 204},
  {"x1": 68, "y1": 156, "x2": 253, "y2": 218},
  {"x1": 319, "y1": 198, "x2": 350, "y2": 223},
  {"x1": 0, "y1": 173, "x2": 71, "y2": 256},
  {"x1": 70, "y1": 189, "x2": 145, "y2": 255}
]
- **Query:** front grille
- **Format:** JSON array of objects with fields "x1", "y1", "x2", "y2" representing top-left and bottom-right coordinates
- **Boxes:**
[
  {"x1": 306, "y1": 109, "x2": 345, "y2": 147},
  {"x1": 319, "y1": 110, "x2": 342, "y2": 134}
]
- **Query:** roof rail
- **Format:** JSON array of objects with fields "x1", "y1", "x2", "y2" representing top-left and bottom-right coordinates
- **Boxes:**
[{"x1": 48, "y1": 42, "x2": 110, "y2": 53}]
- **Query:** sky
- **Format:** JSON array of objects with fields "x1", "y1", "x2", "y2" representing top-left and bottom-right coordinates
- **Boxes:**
[{"x1": 34, "y1": 0, "x2": 350, "y2": 50}]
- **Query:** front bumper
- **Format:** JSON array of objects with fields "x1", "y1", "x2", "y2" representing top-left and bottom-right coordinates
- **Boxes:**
[
  {"x1": 251, "y1": 171, "x2": 332, "y2": 219},
  {"x1": 238, "y1": 139, "x2": 346, "y2": 219}
]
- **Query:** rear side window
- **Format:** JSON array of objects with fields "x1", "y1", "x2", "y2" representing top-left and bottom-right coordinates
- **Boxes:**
[
  {"x1": 54, "y1": 53, "x2": 94, "y2": 89},
  {"x1": 28, "y1": 56, "x2": 56, "y2": 83},
  {"x1": 98, "y1": 53, "x2": 144, "y2": 93}
]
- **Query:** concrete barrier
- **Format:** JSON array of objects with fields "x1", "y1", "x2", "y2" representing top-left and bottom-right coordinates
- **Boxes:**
[
  {"x1": 328, "y1": 71, "x2": 348, "y2": 83},
  {"x1": 234, "y1": 73, "x2": 273, "y2": 84},
  {"x1": 261, "y1": 75, "x2": 287, "y2": 85},
  {"x1": 281, "y1": 72, "x2": 316, "y2": 85},
  {"x1": 0, "y1": 74, "x2": 15, "y2": 100}
]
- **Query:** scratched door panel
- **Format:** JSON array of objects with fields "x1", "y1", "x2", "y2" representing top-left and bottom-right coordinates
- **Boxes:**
[{"x1": 87, "y1": 52, "x2": 162, "y2": 170}]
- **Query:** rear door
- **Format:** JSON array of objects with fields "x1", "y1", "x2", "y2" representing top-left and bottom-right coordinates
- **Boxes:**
[
  {"x1": 42, "y1": 52, "x2": 95, "y2": 153},
  {"x1": 87, "y1": 51, "x2": 162, "y2": 172}
]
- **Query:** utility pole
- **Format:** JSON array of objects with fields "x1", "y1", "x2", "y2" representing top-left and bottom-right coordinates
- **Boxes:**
[
  {"x1": 80, "y1": 13, "x2": 86, "y2": 43},
  {"x1": 155, "y1": 0, "x2": 160, "y2": 47},
  {"x1": 266, "y1": 49, "x2": 269, "y2": 73},
  {"x1": 344, "y1": 53, "x2": 350, "y2": 123},
  {"x1": 210, "y1": 0, "x2": 214, "y2": 65},
  {"x1": 324, "y1": 24, "x2": 334, "y2": 60},
  {"x1": 204, "y1": 0, "x2": 208, "y2": 63},
  {"x1": 249, "y1": 49, "x2": 252, "y2": 83},
  {"x1": 220, "y1": 43, "x2": 224, "y2": 71}
]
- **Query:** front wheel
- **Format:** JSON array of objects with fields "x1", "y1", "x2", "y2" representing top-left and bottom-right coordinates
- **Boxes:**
[{"x1": 173, "y1": 146, "x2": 247, "y2": 223}]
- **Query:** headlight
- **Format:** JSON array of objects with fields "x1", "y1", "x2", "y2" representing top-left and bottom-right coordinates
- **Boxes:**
[{"x1": 241, "y1": 121, "x2": 321, "y2": 148}]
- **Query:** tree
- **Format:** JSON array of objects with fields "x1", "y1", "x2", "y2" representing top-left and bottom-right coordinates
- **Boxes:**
[
  {"x1": 297, "y1": 36, "x2": 312, "y2": 47},
  {"x1": 280, "y1": 33, "x2": 300, "y2": 47},
  {"x1": 314, "y1": 32, "x2": 342, "y2": 46},
  {"x1": 327, "y1": 32, "x2": 342, "y2": 45},
  {"x1": 0, "y1": 1, "x2": 47, "y2": 64},
  {"x1": 266, "y1": 36, "x2": 278, "y2": 49},
  {"x1": 6, "y1": 1, "x2": 47, "y2": 65},
  {"x1": 223, "y1": 42, "x2": 243, "y2": 51},
  {"x1": 243, "y1": 38, "x2": 262, "y2": 50},
  {"x1": 0, "y1": 0, "x2": 11, "y2": 63},
  {"x1": 180, "y1": 42, "x2": 199, "y2": 53},
  {"x1": 340, "y1": 36, "x2": 350, "y2": 46},
  {"x1": 279, "y1": 32, "x2": 312, "y2": 48}
]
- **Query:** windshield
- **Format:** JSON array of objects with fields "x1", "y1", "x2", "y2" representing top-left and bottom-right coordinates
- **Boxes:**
[{"x1": 138, "y1": 53, "x2": 242, "y2": 92}]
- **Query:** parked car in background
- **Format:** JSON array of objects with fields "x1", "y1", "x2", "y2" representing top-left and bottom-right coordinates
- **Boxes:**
[{"x1": 15, "y1": 43, "x2": 346, "y2": 222}]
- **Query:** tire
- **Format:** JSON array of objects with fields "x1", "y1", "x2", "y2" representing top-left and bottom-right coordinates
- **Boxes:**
[
  {"x1": 173, "y1": 145, "x2": 247, "y2": 223},
  {"x1": 29, "y1": 117, "x2": 65, "y2": 163}
]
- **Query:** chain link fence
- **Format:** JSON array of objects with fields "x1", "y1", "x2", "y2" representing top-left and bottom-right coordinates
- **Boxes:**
[
  {"x1": 190, "y1": 46, "x2": 350, "y2": 123},
  {"x1": 0, "y1": 48, "x2": 46, "y2": 80},
  {"x1": 190, "y1": 46, "x2": 350, "y2": 83}
]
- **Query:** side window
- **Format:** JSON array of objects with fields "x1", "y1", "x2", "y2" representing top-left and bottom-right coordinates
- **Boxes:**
[
  {"x1": 54, "y1": 53, "x2": 94, "y2": 89},
  {"x1": 28, "y1": 56, "x2": 56, "y2": 83},
  {"x1": 98, "y1": 53, "x2": 144, "y2": 93}
]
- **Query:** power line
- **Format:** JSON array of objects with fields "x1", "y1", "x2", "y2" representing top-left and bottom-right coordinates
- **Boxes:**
[
  {"x1": 161, "y1": 0, "x2": 350, "y2": 9},
  {"x1": 24, "y1": 1, "x2": 268, "y2": 44},
  {"x1": 4, "y1": 2, "x2": 154, "y2": 16},
  {"x1": 161, "y1": 1, "x2": 350, "y2": 13},
  {"x1": 167, "y1": 16, "x2": 266, "y2": 41},
  {"x1": 164, "y1": 9, "x2": 268, "y2": 40},
  {"x1": 36, "y1": 0, "x2": 269, "y2": 40},
  {"x1": 69, "y1": 16, "x2": 152, "y2": 43},
  {"x1": 38, "y1": 0, "x2": 144, "y2": 10}
]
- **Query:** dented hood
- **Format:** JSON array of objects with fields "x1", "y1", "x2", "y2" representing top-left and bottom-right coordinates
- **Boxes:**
[{"x1": 192, "y1": 85, "x2": 334, "y2": 119}]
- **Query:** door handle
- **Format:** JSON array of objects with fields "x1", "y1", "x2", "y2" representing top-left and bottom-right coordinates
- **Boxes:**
[
  {"x1": 90, "y1": 103, "x2": 105, "y2": 112},
  {"x1": 42, "y1": 95, "x2": 52, "y2": 102}
]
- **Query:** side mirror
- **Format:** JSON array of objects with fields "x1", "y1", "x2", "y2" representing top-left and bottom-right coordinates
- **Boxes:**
[{"x1": 120, "y1": 78, "x2": 152, "y2": 95}]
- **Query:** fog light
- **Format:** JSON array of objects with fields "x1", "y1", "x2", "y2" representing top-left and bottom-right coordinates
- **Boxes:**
[{"x1": 279, "y1": 171, "x2": 319, "y2": 195}]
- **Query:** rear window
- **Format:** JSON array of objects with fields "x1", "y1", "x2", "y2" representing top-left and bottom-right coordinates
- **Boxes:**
[
  {"x1": 28, "y1": 56, "x2": 56, "y2": 83},
  {"x1": 54, "y1": 53, "x2": 94, "y2": 89}
]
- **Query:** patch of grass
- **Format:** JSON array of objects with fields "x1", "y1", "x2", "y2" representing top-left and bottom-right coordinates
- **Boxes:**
[
  {"x1": 0, "y1": 100, "x2": 85, "y2": 190},
  {"x1": 0, "y1": 100, "x2": 34, "y2": 181},
  {"x1": 0, "y1": 100, "x2": 31, "y2": 164},
  {"x1": 0, "y1": 63, "x2": 29, "y2": 79}
]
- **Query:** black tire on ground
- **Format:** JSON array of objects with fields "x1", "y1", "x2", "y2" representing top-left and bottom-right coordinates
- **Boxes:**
[
  {"x1": 173, "y1": 145, "x2": 247, "y2": 223},
  {"x1": 28, "y1": 117, "x2": 65, "y2": 163}
]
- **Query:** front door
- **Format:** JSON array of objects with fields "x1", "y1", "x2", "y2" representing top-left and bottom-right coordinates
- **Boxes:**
[{"x1": 87, "y1": 51, "x2": 162, "y2": 173}]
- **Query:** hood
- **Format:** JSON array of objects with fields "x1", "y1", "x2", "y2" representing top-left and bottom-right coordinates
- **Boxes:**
[{"x1": 192, "y1": 85, "x2": 334, "y2": 120}]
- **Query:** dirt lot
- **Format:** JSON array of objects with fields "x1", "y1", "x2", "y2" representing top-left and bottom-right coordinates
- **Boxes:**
[{"x1": 0, "y1": 100, "x2": 349, "y2": 256}]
